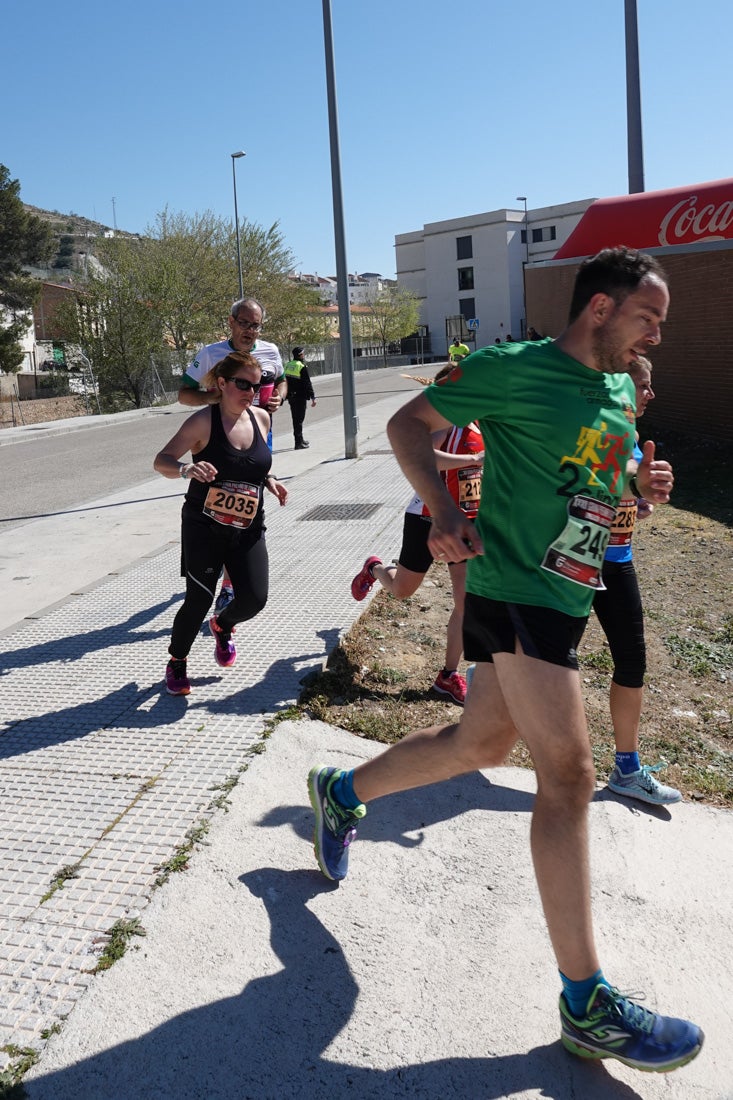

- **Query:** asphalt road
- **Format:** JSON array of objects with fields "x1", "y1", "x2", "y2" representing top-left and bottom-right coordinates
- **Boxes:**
[{"x1": 0, "y1": 364, "x2": 430, "y2": 532}]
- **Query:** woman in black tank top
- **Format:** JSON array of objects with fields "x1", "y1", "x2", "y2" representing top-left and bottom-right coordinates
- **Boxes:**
[{"x1": 154, "y1": 353, "x2": 288, "y2": 695}]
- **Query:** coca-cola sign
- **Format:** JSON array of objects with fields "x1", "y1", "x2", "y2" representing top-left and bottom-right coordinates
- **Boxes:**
[
  {"x1": 658, "y1": 194, "x2": 733, "y2": 246},
  {"x1": 554, "y1": 178, "x2": 733, "y2": 260}
]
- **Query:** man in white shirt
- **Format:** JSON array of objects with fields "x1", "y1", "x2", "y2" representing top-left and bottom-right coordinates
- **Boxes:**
[{"x1": 178, "y1": 297, "x2": 286, "y2": 416}]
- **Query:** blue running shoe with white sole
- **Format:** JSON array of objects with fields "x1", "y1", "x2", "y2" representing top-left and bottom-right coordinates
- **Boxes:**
[
  {"x1": 308, "y1": 765, "x2": 366, "y2": 881},
  {"x1": 608, "y1": 763, "x2": 681, "y2": 805},
  {"x1": 560, "y1": 983, "x2": 703, "y2": 1073},
  {"x1": 214, "y1": 585, "x2": 234, "y2": 616}
]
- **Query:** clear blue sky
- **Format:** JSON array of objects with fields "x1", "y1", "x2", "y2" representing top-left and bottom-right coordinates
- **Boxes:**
[{"x1": 3, "y1": 0, "x2": 730, "y2": 279}]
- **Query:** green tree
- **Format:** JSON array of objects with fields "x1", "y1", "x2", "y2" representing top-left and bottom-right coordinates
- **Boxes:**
[
  {"x1": 0, "y1": 164, "x2": 54, "y2": 372},
  {"x1": 54, "y1": 238, "x2": 161, "y2": 409},
  {"x1": 260, "y1": 278, "x2": 326, "y2": 350},
  {"x1": 105, "y1": 209, "x2": 317, "y2": 356},
  {"x1": 53, "y1": 207, "x2": 321, "y2": 406},
  {"x1": 136, "y1": 208, "x2": 236, "y2": 351},
  {"x1": 352, "y1": 285, "x2": 421, "y2": 366}
]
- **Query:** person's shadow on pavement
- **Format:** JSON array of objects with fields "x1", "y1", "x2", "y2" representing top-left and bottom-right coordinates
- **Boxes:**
[
  {"x1": 0, "y1": 596, "x2": 179, "y2": 677},
  {"x1": 259, "y1": 771, "x2": 537, "y2": 852},
  {"x1": 24, "y1": 865, "x2": 646, "y2": 1100}
]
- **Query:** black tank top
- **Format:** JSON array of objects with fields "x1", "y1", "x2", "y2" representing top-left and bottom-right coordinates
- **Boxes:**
[{"x1": 185, "y1": 405, "x2": 272, "y2": 518}]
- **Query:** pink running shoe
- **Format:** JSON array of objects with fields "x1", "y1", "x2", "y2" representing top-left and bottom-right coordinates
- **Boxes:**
[
  {"x1": 165, "y1": 658, "x2": 190, "y2": 696},
  {"x1": 351, "y1": 556, "x2": 382, "y2": 601},
  {"x1": 209, "y1": 615, "x2": 237, "y2": 668},
  {"x1": 432, "y1": 670, "x2": 467, "y2": 706}
]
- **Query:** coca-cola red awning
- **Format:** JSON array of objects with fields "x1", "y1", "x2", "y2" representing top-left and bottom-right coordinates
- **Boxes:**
[{"x1": 554, "y1": 178, "x2": 733, "y2": 260}]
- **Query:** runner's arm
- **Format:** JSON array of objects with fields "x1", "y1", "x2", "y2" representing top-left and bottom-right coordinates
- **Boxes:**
[
  {"x1": 177, "y1": 379, "x2": 221, "y2": 408},
  {"x1": 388, "y1": 395, "x2": 483, "y2": 559},
  {"x1": 153, "y1": 409, "x2": 216, "y2": 482}
]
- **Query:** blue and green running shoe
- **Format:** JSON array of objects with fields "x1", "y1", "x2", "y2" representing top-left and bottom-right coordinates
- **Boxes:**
[
  {"x1": 308, "y1": 765, "x2": 366, "y2": 881},
  {"x1": 560, "y1": 983, "x2": 703, "y2": 1072}
]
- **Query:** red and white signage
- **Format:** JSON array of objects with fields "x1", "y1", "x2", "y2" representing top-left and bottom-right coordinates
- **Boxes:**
[{"x1": 554, "y1": 178, "x2": 733, "y2": 260}]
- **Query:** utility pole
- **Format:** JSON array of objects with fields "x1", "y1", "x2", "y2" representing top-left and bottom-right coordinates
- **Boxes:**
[
  {"x1": 322, "y1": 0, "x2": 358, "y2": 458},
  {"x1": 625, "y1": 0, "x2": 645, "y2": 193},
  {"x1": 231, "y1": 151, "x2": 246, "y2": 298}
]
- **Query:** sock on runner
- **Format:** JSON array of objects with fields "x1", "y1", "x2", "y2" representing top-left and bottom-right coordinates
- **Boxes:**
[
  {"x1": 331, "y1": 768, "x2": 362, "y2": 810},
  {"x1": 615, "y1": 751, "x2": 641, "y2": 775},
  {"x1": 560, "y1": 969, "x2": 609, "y2": 1017}
]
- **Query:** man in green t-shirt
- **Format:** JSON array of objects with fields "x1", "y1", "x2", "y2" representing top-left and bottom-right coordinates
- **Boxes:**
[
  {"x1": 307, "y1": 247, "x2": 703, "y2": 1075},
  {"x1": 448, "y1": 337, "x2": 470, "y2": 363}
]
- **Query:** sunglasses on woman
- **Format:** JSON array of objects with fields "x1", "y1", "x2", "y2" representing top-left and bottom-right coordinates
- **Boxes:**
[{"x1": 227, "y1": 377, "x2": 261, "y2": 393}]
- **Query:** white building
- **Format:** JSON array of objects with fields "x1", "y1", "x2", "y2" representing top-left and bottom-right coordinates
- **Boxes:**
[
  {"x1": 288, "y1": 271, "x2": 394, "y2": 305},
  {"x1": 395, "y1": 199, "x2": 593, "y2": 355}
]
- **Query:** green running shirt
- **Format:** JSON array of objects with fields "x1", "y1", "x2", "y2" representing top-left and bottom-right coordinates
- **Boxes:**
[{"x1": 424, "y1": 339, "x2": 636, "y2": 617}]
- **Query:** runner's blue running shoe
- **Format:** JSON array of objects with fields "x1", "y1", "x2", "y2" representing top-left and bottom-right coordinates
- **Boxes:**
[
  {"x1": 308, "y1": 765, "x2": 366, "y2": 881},
  {"x1": 560, "y1": 983, "x2": 703, "y2": 1072},
  {"x1": 214, "y1": 585, "x2": 234, "y2": 616},
  {"x1": 608, "y1": 763, "x2": 681, "y2": 805}
]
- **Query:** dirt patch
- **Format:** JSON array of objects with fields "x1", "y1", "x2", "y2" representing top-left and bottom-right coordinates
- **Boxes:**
[
  {"x1": 303, "y1": 435, "x2": 733, "y2": 806},
  {"x1": 0, "y1": 395, "x2": 89, "y2": 429}
]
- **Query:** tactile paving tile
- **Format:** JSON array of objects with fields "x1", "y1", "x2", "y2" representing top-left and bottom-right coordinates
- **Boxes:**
[{"x1": 0, "y1": 446, "x2": 408, "y2": 1048}]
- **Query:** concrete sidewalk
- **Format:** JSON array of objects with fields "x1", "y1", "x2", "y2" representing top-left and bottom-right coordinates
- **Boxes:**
[{"x1": 1, "y1": 398, "x2": 730, "y2": 1098}]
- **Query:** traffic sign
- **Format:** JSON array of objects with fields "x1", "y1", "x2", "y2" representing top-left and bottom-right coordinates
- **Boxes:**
[{"x1": 467, "y1": 318, "x2": 479, "y2": 330}]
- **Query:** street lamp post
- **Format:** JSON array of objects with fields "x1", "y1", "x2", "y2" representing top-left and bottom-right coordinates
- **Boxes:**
[
  {"x1": 624, "y1": 0, "x2": 645, "y2": 193},
  {"x1": 516, "y1": 196, "x2": 529, "y2": 339},
  {"x1": 322, "y1": 0, "x2": 358, "y2": 459},
  {"x1": 231, "y1": 151, "x2": 246, "y2": 299}
]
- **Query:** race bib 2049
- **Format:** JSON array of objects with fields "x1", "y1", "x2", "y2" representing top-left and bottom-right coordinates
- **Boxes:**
[{"x1": 541, "y1": 494, "x2": 616, "y2": 590}]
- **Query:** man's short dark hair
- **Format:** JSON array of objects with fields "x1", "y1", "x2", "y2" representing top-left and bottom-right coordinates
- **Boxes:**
[{"x1": 567, "y1": 247, "x2": 667, "y2": 323}]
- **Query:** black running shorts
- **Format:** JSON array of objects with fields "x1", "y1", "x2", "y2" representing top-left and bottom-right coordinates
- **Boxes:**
[{"x1": 463, "y1": 593, "x2": 588, "y2": 669}]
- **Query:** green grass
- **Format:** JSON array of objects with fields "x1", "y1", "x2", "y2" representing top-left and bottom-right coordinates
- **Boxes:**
[
  {"x1": 155, "y1": 820, "x2": 210, "y2": 886},
  {"x1": 40, "y1": 863, "x2": 81, "y2": 905},
  {"x1": 579, "y1": 649, "x2": 614, "y2": 673},
  {"x1": 92, "y1": 918, "x2": 146, "y2": 973},
  {"x1": 665, "y1": 632, "x2": 733, "y2": 678},
  {"x1": 0, "y1": 1044, "x2": 39, "y2": 1097}
]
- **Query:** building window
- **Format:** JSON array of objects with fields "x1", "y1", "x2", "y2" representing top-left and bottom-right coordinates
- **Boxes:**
[
  {"x1": 456, "y1": 235, "x2": 472, "y2": 260},
  {"x1": 459, "y1": 298, "x2": 475, "y2": 320},
  {"x1": 521, "y1": 229, "x2": 527, "y2": 244},
  {"x1": 532, "y1": 226, "x2": 557, "y2": 243},
  {"x1": 457, "y1": 266, "x2": 474, "y2": 291}
]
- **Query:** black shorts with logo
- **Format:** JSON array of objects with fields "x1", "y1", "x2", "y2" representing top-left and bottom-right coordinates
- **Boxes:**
[{"x1": 463, "y1": 593, "x2": 588, "y2": 670}]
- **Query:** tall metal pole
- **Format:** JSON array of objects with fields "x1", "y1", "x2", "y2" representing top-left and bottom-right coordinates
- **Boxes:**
[
  {"x1": 322, "y1": 0, "x2": 358, "y2": 458},
  {"x1": 516, "y1": 196, "x2": 528, "y2": 339},
  {"x1": 231, "y1": 151, "x2": 246, "y2": 298},
  {"x1": 625, "y1": 0, "x2": 645, "y2": 193}
]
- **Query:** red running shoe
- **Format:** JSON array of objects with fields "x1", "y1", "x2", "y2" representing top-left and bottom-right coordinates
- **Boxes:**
[
  {"x1": 432, "y1": 670, "x2": 467, "y2": 706},
  {"x1": 350, "y1": 556, "x2": 382, "y2": 601}
]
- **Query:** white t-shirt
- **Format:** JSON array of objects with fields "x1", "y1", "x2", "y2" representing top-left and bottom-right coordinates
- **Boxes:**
[{"x1": 182, "y1": 338, "x2": 284, "y2": 406}]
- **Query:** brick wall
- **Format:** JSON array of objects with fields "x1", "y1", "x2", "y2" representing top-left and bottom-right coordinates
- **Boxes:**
[{"x1": 526, "y1": 244, "x2": 733, "y2": 443}]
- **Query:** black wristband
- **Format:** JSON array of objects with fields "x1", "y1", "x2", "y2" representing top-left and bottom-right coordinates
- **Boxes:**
[{"x1": 628, "y1": 475, "x2": 642, "y2": 499}]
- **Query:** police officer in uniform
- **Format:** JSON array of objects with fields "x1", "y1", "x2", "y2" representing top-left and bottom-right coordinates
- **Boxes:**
[{"x1": 284, "y1": 347, "x2": 316, "y2": 450}]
